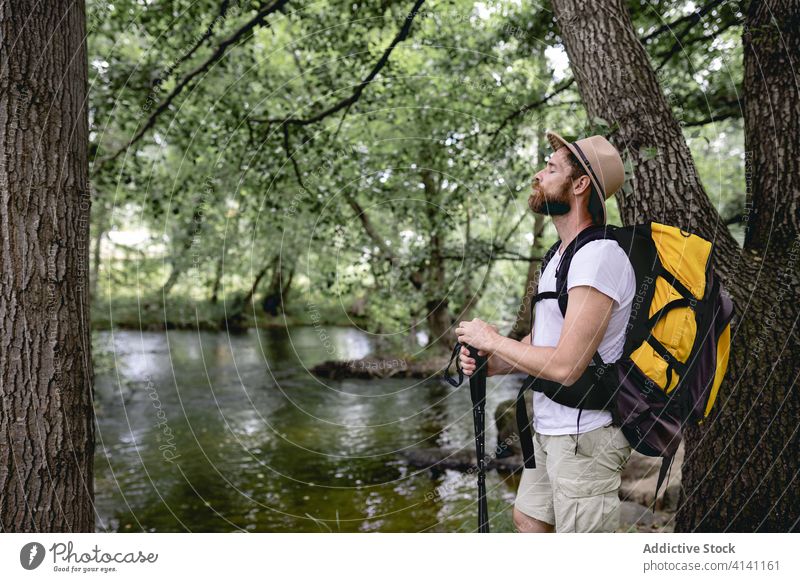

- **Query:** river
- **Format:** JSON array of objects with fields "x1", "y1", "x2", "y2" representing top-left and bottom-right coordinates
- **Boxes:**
[{"x1": 92, "y1": 328, "x2": 523, "y2": 532}]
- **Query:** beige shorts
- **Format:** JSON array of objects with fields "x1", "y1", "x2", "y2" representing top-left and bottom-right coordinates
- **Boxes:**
[{"x1": 514, "y1": 423, "x2": 632, "y2": 532}]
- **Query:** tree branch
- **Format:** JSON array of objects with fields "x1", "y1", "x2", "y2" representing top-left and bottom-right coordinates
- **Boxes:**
[
  {"x1": 485, "y1": 6, "x2": 739, "y2": 146},
  {"x1": 487, "y1": 77, "x2": 575, "y2": 142},
  {"x1": 681, "y1": 107, "x2": 739, "y2": 127},
  {"x1": 254, "y1": 0, "x2": 426, "y2": 128},
  {"x1": 93, "y1": 0, "x2": 290, "y2": 172},
  {"x1": 654, "y1": 15, "x2": 743, "y2": 71},
  {"x1": 172, "y1": 0, "x2": 233, "y2": 72},
  {"x1": 723, "y1": 212, "x2": 744, "y2": 226},
  {"x1": 641, "y1": 0, "x2": 728, "y2": 43}
]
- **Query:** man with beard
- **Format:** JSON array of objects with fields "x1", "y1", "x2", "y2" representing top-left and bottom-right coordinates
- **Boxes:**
[{"x1": 455, "y1": 131, "x2": 635, "y2": 533}]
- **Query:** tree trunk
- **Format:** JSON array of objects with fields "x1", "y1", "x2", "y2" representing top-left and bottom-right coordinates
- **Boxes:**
[
  {"x1": 160, "y1": 259, "x2": 183, "y2": 297},
  {"x1": 0, "y1": 0, "x2": 95, "y2": 532},
  {"x1": 550, "y1": 0, "x2": 800, "y2": 531},
  {"x1": 209, "y1": 251, "x2": 224, "y2": 304},
  {"x1": 241, "y1": 262, "x2": 271, "y2": 308},
  {"x1": 421, "y1": 169, "x2": 453, "y2": 354},
  {"x1": 160, "y1": 196, "x2": 207, "y2": 297},
  {"x1": 510, "y1": 212, "x2": 547, "y2": 340},
  {"x1": 510, "y1": 125, "x2": 549, "y2": 341},
  {"x1": 281, "y1": 265, "x2": 294, "y2": 302},
  {"x1": 259, "y1": 255, "x2": 294, "y2": 317},
  {"x1": 742, "y1": 0, "x2": 800, "y2": 262},
  {"x1": 675, "y1": 0, "x2": 800, "y2": 533},
  {"x1": 550, "y1": 0, "x2": 740, "y2": 276},
  {"x1": 220, "y1": 255, "x2": 275, "y2": 332},
  {"x1": 270, "y1": 260, "x2": 294, "y2": 313}
]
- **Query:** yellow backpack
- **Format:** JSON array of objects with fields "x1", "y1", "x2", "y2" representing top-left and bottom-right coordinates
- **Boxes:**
[{"x1": 516, "y1": 221, "x2": 735, "y2": 509}]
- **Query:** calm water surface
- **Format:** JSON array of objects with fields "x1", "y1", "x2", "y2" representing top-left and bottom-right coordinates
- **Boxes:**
[{"x1": 93, "y1": 328, "x2": 523, "y2": 532}]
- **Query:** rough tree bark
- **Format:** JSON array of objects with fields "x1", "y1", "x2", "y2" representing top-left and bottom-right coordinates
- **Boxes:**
[
  {"x1": 550, "y1": 0, "x2": 799, "y2": 531},
  {"x1": 551, "y1": 0, "x2": 739, "y2": 266},
  {"x1": 0, "y1": 0, "x2": 95, "y2": 531},
  {"x1": 742, "y1": 0, "x2": 800, "y2": 262}
]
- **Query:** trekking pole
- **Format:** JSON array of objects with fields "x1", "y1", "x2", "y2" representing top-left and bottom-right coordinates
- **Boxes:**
[
  {"x1": 467, "y1": 345, "x2": 490, "y2": 533},
  {"x1": 443, "y1": 341, "x2": 490, "y2": 533}
]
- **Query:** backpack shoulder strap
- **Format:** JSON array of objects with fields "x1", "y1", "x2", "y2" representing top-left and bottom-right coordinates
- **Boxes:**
[
  {"x1": 553, "y1": 225, "x2": 619, "y2": 317},
  {"x1": 553, "y1": 225, "x2": 620, "y2": 368},
  {"x1": 527, "y1": 239, "x2": 564, "y2": 338},
  {"x1": 540, "y1": 238, "x2": 562, "y2": 275}
]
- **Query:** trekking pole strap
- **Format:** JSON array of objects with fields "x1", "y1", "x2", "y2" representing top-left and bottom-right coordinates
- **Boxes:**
[{"x1": 443, "y1": 341, "x2": 464, "y2": 387}]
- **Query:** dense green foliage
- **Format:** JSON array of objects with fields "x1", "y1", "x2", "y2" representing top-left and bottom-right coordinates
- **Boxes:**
[{"x1": 87, "y1": 0, "x2": 745, "y2": 347}]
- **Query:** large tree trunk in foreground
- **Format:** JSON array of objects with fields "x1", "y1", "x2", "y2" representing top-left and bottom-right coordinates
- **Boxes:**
[
  {"x1": 679, "y1": 0, "x2": 800, "y2": 533},
  {"x1": 0, "y1": 0, "x2": 95, "y2": 531},
  {"x1": 551, "y1": 0, "x2": 799, "y2": 532},
  {"x1": 742, "y1": 0, "x2": 800, "y2": 262}
]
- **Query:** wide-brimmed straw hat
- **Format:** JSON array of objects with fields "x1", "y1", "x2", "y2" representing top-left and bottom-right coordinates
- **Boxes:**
[{"x1": 545, "y1": 131, "x2": 624, "y2": 225}]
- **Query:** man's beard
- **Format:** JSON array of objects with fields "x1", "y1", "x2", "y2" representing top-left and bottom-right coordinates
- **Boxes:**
[{"x1": 528, "y1": 181, "x2": 571, "y2": 216}]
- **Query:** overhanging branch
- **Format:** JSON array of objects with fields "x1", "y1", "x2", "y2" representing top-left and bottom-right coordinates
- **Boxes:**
[
  {"x1": 93, "y1": 0, "x2": 290, "y2": 172},
  {"x1": 252, "y1": 0, "x2": 426, "y2": 129}
]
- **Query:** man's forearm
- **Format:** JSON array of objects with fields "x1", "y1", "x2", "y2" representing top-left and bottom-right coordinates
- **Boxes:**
[
  {"x1": 487, "y1": 352, "x2": 516, "y2": 376},
  {"x1": 490, "y1": 336, "x2": 568, "y2": 383}
]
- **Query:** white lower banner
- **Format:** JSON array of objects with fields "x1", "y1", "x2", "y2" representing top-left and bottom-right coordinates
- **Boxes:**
[{"x1": 1, "y1": 533, "x2": 796, "y2": 580}]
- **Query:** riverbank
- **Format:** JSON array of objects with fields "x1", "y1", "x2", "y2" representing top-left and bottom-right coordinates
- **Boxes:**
[{"x1": 90, "y1": 295, "x2": 367, "y2": 332}]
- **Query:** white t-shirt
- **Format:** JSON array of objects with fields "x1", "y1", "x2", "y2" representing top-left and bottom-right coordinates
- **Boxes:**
[{"x1": 531, "y1": 239, "x2": 636, "y2": 435}]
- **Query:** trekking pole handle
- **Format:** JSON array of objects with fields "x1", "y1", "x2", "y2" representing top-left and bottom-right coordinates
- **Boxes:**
[
  {"x1": 465, "y1": 344, "x2": 489, "y2": 376},
  {"x1": 442, "y1": 342, "x2": 489, "y2": 387}
]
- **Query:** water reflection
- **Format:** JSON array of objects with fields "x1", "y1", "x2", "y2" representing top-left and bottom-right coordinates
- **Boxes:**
[{"x1": 93, "y1": 327, "x2": 522, "y2": 532}]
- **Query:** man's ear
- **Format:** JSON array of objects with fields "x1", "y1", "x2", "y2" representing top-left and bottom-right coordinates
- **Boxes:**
[{"x1": 572, "y1": 174, "x2": 591, "y2": 196}]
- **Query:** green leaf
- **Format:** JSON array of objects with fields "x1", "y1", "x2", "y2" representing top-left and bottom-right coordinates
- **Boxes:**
[{"x1": 639, "y1": 146, "x2": 659, "y2": 161}]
